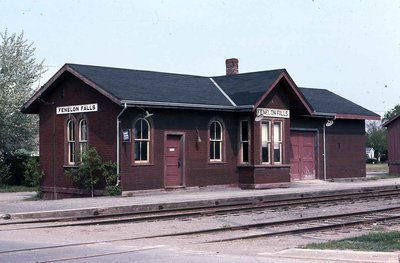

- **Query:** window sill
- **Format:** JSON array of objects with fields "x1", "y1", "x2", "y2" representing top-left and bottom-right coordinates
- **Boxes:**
[
  {"x1": 132, "y1": 163, "x2": 154, "y2": 167},
  {"x1": 254, "y1": 164, "x2": 291, "y2": 168},
  {"x1": 63, "y1": 165, "x2": 78, "y2": 169},
  {"x1": 208, "y1": 161, "x2": 227, "y2": 165}
]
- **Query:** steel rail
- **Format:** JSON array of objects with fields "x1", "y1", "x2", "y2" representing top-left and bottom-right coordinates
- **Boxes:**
[{"x1": 2, "y1": 188, "x2": 400, "y2": 230}]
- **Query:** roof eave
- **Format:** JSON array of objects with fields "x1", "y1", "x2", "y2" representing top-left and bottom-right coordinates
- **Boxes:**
[
  {"x1": 21, "y1": 64, "x2": 122, "y2": 114},
  {"x1": 120, "y1": 100, "x2": 253, "y2": 112},
  {"x1": 312, "y1": 111, "x2": 380, "y2": 120},
  {"x1": 382, "y1": 114, "x2": 400, "y2": 127}
]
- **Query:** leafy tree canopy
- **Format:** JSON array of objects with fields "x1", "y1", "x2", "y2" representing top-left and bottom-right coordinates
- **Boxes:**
[
  {"x1": 383, "y1": 104, "x2": 400, "y2": 122},
  {"x1": 0, "y1": 29, "x2": 44, "y2": 155},
  {"x1": 366, "y1": 120, "x2": 387, "y2": 157}
]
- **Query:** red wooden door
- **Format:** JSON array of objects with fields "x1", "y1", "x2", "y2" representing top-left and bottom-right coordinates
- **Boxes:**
[
  {"x1": 165, "y1": 135, "x2": 183, "y2": 187},
  {"x1": 290, "y1": 131, "x2": 315, "y2": 180}
]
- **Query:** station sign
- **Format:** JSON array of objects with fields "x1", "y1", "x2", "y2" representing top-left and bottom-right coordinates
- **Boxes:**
[
  {"x1": 256, "y1": 108, "x2": 290, "y2": 119},
  {"x1": 56, "y1": 103, "x2": 98, "y2": 115},
  {"x1": 122, "y1": 129, "x2": 131, "y2": 143}
]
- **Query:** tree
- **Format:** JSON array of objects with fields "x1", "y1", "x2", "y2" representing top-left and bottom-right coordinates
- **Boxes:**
[
  {"x1": 383, "y1": 104, "x2": 400, "y2": 122},
  {"x1": 65, "y1": 147, "x2": 121, "y2": 197},
  {"x1": 65, "y1": 147, "x2": 103, "y2": 197},
  {"x1": 366, "y1": 120, "x2": 387, "y2": 161},
  {"x1": 0, "y1": 29, "x2": 44, "y2": 183}
]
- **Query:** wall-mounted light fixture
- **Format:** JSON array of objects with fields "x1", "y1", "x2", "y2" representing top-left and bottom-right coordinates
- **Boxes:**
[
  {"x1": 255, "y1": 113, "x2": 263, "y2": 122},
  {"x1": 143, "y1": 110, "x2": 153, "y2": 119},
  {"x1": 196, "y1": 128, "x2": 202, "y2": 143},
  {"x1": 325, "y1": 117, "x2": 336, "y2": 127}
]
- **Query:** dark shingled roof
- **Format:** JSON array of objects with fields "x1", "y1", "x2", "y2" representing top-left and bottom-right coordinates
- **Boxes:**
[
  {"x1": 22, "y1": 63, "x2": 380, "y2": 120},
  {"x1": 68, "y1": 64, "x2": 233, "y2": 107},
  {"x1": 213, "y1": 69, "x2": 285, "y2": 106},
  {"x1": 299, "y1": 87, "x2": 379, "y2": 117}
]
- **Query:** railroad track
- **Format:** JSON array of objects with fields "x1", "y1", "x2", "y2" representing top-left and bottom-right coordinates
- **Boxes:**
[
  {"x1": 2, "y1": 187, "x2": 400, "y2": 230},
  {"x1": 138, "y1": 205, "x2": 400, "y2": 243},
  {"x1": 2, "y1": 205, "x2": 400, "y2": 258}
]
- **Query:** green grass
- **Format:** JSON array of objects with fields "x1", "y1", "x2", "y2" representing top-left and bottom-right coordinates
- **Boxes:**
[
  {"x1": 0, "y1": 185, "x2": 36, "y2": 193},
  {"x1": 305, "y1": 231, "x2": 400, "y2": 252}
]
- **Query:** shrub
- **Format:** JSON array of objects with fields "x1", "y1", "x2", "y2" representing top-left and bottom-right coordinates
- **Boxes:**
[
  {"x1": 65, "y1": 147, "x2": 103, "y2": 197},
  {"x1": 65, "y1": 147, "x2": 121, "y2": 197},
  {"x1": 23, "y1": 157, "x2": 43, "y2": 195},
  {"x1": 102, "y1": 161, "x2": 121, "y2": 196}
]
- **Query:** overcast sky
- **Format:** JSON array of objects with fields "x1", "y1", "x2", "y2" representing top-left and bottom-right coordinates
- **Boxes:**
[{"x1": 1, "y1": 0, "x2": 399, "y2": 117}]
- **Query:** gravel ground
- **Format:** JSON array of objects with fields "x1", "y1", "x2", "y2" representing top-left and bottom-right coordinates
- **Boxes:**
[{"x1": 2, "y1": 196, "x2": 400, "y2": 257}]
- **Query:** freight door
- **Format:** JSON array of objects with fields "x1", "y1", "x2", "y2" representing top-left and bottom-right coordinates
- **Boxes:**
[
  {"x1": 165, "y1": 135, "x2": 183, "y2": 187},
  {"x1": 290, "y1": 131, "x2": 315, "y2": 180}
]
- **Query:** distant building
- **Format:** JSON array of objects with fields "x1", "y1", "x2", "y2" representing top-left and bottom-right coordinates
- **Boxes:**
[
  {"x1": 22, "y1": 59, "x2": 380, "y2": 199},
  {"x1": 365, "y1": 147, "x2": 375, "y2": 159},
  {"x1": 383, "y1": 114, "x2": 400, "y2": 173}
]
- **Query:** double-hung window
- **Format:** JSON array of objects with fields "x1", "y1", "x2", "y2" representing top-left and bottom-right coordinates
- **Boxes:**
[
  {"x1": 209, "y1": 121, "x2": 223, "y2": 162},
  {"x1": 67, "y1": 120, "x2": 75, "y2": 165},
  {"x1": 273, "y1": 122, "x2": 282, "y2": 163},
  {"x1": 134, "y1": 118, "x2": 150, "y2": 162},
  {"x1": 79, "y1": 119, "x2": 88, "y2": 158},
  {"x1": 261, "y1": 120, "x2": 283, "y2": 164},
  {"x1": 261, "y1": 121, "x2": 271, "y2": 163},
  {"x1": 240, "y1": 120, "x2": 249, "y2": 163}
]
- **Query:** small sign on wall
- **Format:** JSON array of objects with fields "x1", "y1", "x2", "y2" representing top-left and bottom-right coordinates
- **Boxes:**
[
  {"x1": 122, "y1": 129, "x2": 131, "y2": 143},
  {"x1": 256, "y1": 108, "x2": 290, "y2": 119}
]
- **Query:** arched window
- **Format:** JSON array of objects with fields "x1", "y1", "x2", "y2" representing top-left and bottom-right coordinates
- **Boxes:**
[
  {"x1": 209, "y1": 121, "x2": 223, "y2": 161},
  {"x1": 67, "y1": 119, "x2": 75, "y2": 165},
  {"x1": 79, "y1": 119, "x2": 88, "y2": 157},
  {"x1": 134, "y1": 118, "x2": 150, "y2": 162}
]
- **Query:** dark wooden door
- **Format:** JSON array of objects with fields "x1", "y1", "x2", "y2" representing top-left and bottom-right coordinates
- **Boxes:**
[
  {"x1": 165, "y1": 135, "x2": 183, "y2": 187},
  {"x1": 290, "y1": 131, "x2": 315, "y2": 180}
]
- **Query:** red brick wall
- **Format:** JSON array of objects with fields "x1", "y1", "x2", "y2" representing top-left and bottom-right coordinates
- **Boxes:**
[
  {"x1": 385, "y1": 119, "x2": 400, "y2": 173},
  {"x1": 291, "y1": 117, "x2": 366, "y2": 179},
  {"x1": 120, "y1": 109, "x2": 242, "y2": 191},
  {"x1": 38, "y1": 73, "x2": 120, "y2": 199}
]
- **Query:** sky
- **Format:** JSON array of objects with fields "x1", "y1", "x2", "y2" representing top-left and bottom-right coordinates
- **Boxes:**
[{"x1": 1, "y1": 0, "x2": 399, "y2": 117}]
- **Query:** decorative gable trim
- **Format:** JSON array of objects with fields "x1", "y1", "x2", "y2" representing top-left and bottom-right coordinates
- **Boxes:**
[{"x1": 253, "y1": 70, "x2": 313, "y2": 115}]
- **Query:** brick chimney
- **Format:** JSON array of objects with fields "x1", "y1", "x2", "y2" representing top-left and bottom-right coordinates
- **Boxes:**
[{"x1": 225, "y1": 58, "x2": 239, "y2": 75}]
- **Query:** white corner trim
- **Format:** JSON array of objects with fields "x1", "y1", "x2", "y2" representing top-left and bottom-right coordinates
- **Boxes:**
[{"x1": 209, "y1": 77, "x2": 237, "y2": 107}]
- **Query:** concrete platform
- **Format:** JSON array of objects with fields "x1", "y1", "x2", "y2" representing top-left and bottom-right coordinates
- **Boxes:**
[
  {"x1": 1, "y1": 178, "x2": 400, "y2": 263},
  {"x1": 259, "y1": 249, "x2": 399, "y2": 263},
  {"x1": 0, "y1": 177, "x2": 399, "y2": 220}
]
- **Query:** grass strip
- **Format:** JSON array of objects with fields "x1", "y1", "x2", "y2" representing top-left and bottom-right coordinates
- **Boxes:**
[{"x1": 305, "y1": 231, "x2": 400, "y2": 252}]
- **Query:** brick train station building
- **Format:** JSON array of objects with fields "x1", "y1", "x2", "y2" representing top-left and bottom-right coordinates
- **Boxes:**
[{"x1": 22, "y1": 59, "x2": 380, "y2": 199}]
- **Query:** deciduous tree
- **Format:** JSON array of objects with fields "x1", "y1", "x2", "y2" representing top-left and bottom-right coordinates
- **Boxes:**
[
  {"x1": 383, "y1": 104, "x2": 400, "y2": 122},
  {"x1": 366, "y1": 120, "x2": 386, "y2": 161},
  {"x1": 0, "y1": 29, "x2": 44, "y2": 183}
]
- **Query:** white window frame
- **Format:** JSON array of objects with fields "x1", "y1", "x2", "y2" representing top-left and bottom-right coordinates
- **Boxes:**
[
  {"x1": 273, "y1": 121, "x2": 283, "y2": 164},
  {"x1": 79, "y1": 119, "x2": 88, "y2": 160},
  {"x1": 209, "y1": 121, "x2": 223, "y2": 162},
  {"x1": 240, "y1": 120, "x2": 250, "y2": 163},
  {"x1": 67, "y1": 119, "x2": 75, "y2": 165},
  {"x1": 261, "y1": 121, "x2": 271, "y2": 164},
  {"x1": 134, "y1": 118, "x2": 150, "y2": 163}
]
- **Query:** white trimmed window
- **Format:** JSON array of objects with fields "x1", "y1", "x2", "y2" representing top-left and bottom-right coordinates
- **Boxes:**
[
  {"x1": 67, "y1": 119, "x2": 76, "y2": 165},
  {"x1": 273, "y1": 121, "x2": 282, "y2": 163},
  {"x1": 79, "y1": 119, "x2": 88, "y2": 158},
  {"x1": 210, "y1": 121, "x2": 223, "y2": 161},
  {"x1": 134, "y1": 118, "x2": 150, "y2": 162},
  {"x1": 261, "y1": 120, "x2": 283, "y2": 164},
  {"x1": 240, "y1": 120, "x2": 249, "y2": 163},
  {"x1": 261, "y1": 121, "x2": 271, "y2": 163}
]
